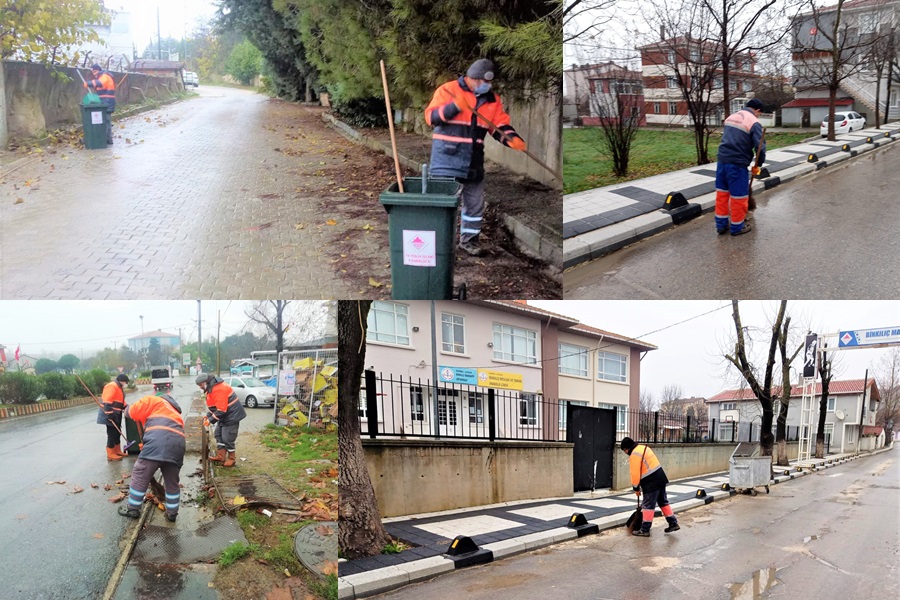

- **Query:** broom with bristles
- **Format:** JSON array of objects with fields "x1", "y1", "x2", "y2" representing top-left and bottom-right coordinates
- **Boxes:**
[{"x1": 625, "y1": 494, "x2": 642, "y2": 534}]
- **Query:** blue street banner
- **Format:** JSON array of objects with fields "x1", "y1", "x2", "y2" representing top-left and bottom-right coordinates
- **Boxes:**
[
  {"x1": 838, "y1": 327, "x2": 900, "y2": 348},
  {"x1": 439, "y1": 366, "x2": 477, "y2": 385}
]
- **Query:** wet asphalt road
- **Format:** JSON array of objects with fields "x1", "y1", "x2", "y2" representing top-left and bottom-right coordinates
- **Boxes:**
[
  {"x1": 565, "y1": 145, "x2": 900, "y2": 299},
  {"x1": 0, "y1": 404, "x2": 135, "y2": 599},
  {"x1": 370, "y1": 451, "x2": 900, "y2": 600}
]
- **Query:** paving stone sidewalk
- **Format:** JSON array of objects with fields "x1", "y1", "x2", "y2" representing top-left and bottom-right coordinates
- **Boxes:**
[
  {"x1": 564, "y1": 125, "x2": 900, "y2": 269},
  {"x1": 338, "y1": 450, "x2": 885, "y2": 599}
]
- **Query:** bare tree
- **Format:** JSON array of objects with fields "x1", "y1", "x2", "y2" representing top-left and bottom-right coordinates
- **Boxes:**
[
  {"x1": 875, "y1": 346, "x2": 900, "y2": 443},
  {"x1": 564, "y1": 0, "x2": 617, "y2": 43},
  {"x1": 815, "y1": 343, "x2": 835, "y2": 458},
  {"x1": 587, "y1": 66, "x2": 645, "y2": 176},
  {"x1": 639, "y1": 388, "x2": 656, "y2": 412},
  {"x1": 775, "y1": 316, "x2": 803, "y2": 466},
  {"x1": 725, "y1": 300, "x2": 788, "y2": 458},
  {"x1": 659, "y1": 383, "x2": 685, "y2": 413},
  {"x1": 863, "y1": 23, "x2": 898, "y2": 128},
  {"x1": 244, "y1": 301, "x2": 327, "y2": 354},
  {"x1": 794, "y1": 0, "x2": 892, "y2": 141},
  {"x1": 338, "y1": 300, "x2": 389, "y2": 559}
]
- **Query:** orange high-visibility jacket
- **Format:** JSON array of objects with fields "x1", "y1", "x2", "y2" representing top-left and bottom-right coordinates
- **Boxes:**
[
  {"x1": 96, "y1": 381, "x2": 126, "y2": 424},
  {"x1": 424, "y1": 77, "x2": 522, "y2": 182},
  {"x1": 205, "y1": 378, "x2": 246, "y2": 426},
  {"x1": 87, "y1": 71, "x2": 117, "y2": 109},
  {"x1": 125, "y1": 394, "x2": 185, "y2": 466},
  {"x1": 629, "y1": 443, "x2": 669, "y2": 492}
]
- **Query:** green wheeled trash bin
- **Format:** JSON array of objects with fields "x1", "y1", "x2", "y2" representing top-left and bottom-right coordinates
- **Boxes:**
[
  {"x1": 124, "y1": 414, "x2": 144, "y2": 455},
  {"x1": 80, "y1": 96, "x2": 108, "y2": 150},
  {"x1": 379, "y1": 176, "x2": 464, "y2": 300}
]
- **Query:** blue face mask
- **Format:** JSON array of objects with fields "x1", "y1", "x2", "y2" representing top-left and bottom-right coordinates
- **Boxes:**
[{"x1": 474, "y1": 82, "x2": 492, "y2": 95}]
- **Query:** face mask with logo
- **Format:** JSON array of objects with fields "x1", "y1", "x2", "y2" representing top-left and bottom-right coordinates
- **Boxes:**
[{"x1": 474, "y1": 82, "x2": 492, "y2": 95}]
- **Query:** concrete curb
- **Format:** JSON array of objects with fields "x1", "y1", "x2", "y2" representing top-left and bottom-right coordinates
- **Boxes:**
[
  {"x1": 321, "y1": 112, "x2": 561, "y2": 265},
  {"x1": 564, "y1": 126, "x2": 900, "y2": 268},
  {"x1": 101, "y1": 492, "x2": 155, "y2": 600},
  {"x1": 339, "y1": 448, "x2": 893, "y2": 599}
]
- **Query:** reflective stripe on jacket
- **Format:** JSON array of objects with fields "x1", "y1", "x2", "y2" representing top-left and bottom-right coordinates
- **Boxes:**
[
  {"x1": 96, "y1": 381, "x2": 125, "y2": 424},
  {"x1": 717, "y1": 108, "x2": 765, "y2": 168},
  {"x1": 205, "y1": 378, "x2": 246, "y2": 426},
  {"x1": 125, "y1": 394, "x2": 185, "y2": 466},
  {"x1": 87, "y1": 72, "x2": 117, "y2": 110},
  {"x1": 424, "y1": 77, "x2": 521, "y2": 182},
  {"x1": 629, "y1": 443, "x2": 669, "y2": 492}
]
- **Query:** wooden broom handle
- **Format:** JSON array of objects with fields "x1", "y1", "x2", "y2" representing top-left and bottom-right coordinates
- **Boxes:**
[{"x1": 380, "y1": 60, "x2": 404, "y2": 193}]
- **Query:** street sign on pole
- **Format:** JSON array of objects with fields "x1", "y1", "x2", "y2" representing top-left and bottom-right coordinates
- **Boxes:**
[{"x1": 838, "y1": 327, "x2": 900, "y2": 348}]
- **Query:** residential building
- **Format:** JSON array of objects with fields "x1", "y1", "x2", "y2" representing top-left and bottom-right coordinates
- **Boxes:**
[
  {"x1": 707, "y1": 379, "x2": 882, "y2": 453},
  {"x1": 360, "y1": 300, "x2": 655, "y2": 441},
  {"x1": 785, "y1": 0, "x2": 900, "y2": 126},
  {"x1": 638, "y1": 36, "x2": 759, "y2": 126},
  {"x1": 78, "y1": 6, "x2": 134, "y2": 71},
  {"x1": 127, "y1": 330, "x2": 181, "y2": 354},
  {"x1": 563, "y1": 62, "x2": 647, "y2": 126}
]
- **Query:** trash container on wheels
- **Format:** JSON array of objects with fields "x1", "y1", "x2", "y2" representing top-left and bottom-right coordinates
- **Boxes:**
[
  {"x1": 124, "y1": 414, "x2": 144, "y2": 455},
  {"x1": 379, "y1": 175, "x2": 465, "y2": 300},
  {"x1": 80, "y1": 95, "x2": 108, "y2": 150}
]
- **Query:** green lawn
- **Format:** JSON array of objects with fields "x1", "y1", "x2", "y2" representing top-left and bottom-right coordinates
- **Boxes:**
[{"x1": 563, "y1": 128, "x2": 814, "y2": 194}]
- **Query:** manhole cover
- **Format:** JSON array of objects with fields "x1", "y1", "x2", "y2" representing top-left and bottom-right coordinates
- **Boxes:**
[{"x1": 294, "y1": 521, "x2": 338, "y2": 579}]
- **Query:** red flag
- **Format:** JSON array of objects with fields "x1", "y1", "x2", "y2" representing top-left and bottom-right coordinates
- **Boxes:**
[
  {"x1": 0, "y1": 347, "x2": 6, "y2": 363},
  {"x1": 15, "y1": 345, "x2": 21, "y2": 361}
]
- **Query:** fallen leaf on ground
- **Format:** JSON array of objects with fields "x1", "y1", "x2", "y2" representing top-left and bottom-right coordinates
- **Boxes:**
[
  {"x1": 321, "y1": 561, "x2": 338, "y2": 576},
  {"x1": 369, "y1": 277, "x2": 382, "y2": 288},
  {"x1": 103, "y1": 484, "x2": 114, "y2": 491},
  {"x1": 14, "y1": 198, "x2": 24, "y2": 204},
  {"x1": 93, "y1": 533, "x2": 105, "y2": 539},
  {"x1": 325, "y1": 219, "x2": 337, "y2": 226},
  {"x1": 283, "y1": 569, "x2": 291, "y2": 577},
  {"x1": 108, "y1": 493, "x2": 125, "y2": 503},
  {"x1": 232, "y1": 494, "x2": 247, "y2": 506},
  {"x1": 46, "y1": 481, "x2": 66, "y2": 485},
  {"x1": 73, "y1": 486, "x2": 84, "y2": 494},
  {"x1": 90, "y1": 483, "x2": 99, "y2": 489},
  {"x1": 294, "y1": 223, "x2": 305, "y2": 230},
  {"x1": 315, "y1": 525, "x2": 334, "y2": 537},
  {"x1": 16, "y1": 514, "x2": 28, "y2": 520}
]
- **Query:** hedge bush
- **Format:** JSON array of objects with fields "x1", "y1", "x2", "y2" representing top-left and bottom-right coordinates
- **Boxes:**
[
  {"x1": 85, "y1": 369, "x2": 111, "y2": 395},
  {"x1": 39, "y1": 372, "x2": 76, "y2": 400},
  {"x1": 0, "y1": 372, "x2": 44, "y2": 404}
]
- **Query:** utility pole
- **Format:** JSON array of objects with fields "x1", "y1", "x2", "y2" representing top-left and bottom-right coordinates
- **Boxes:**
[
  {"x1": 197, "y1": 300, "x2": 202, "y2": 374},
  {"x1": 216, "y1": 310, "x2": 221, "y2": 376},
  {"x1": 157, "y1": 7, "x2": 162, "y2": 61}
]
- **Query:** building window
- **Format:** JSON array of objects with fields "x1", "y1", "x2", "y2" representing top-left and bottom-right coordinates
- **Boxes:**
[
  {"x1": 468, "y1": 393, "x2": 484, "y2": 424},
  {"x1": 520, "y1": 393, "x2": 538, "y2": 426},
  {"x1": 598, "y1": 403, "x2": 627, "y2": 431},
  {"x1": 668, "y1": 101, "x2": 678, "y2": 115},
  {"x1": 367, "y1": 301, "x2": 410, "y2": 345},
  {"x1": 722, "y1": 402, "x2": 737, "y2": 411},
  {"x1": 720, "y1": 422, "x2": 736, "y2": 440},
  {"x1": 729, "y1": 80, "x2": 738, "y2": 91},
  {"x1": 410, "y1": 386, "x2": 425, "y2": 421},
  {"x1": 437, "y1": 389, "x2": 458, "y2": 427},
  {"x1": 714, "y1": 76, "x2": 723, "y2": 89},
  {"x1": 558, "y1": 342, "x2": 589, "y2": 377},
  {"x1": 598, "y1": 351, "x2": 627, "y2": 382},
  {"x1": 358, "y1": 389, "x2": 367, "y2": 419},
  {"x1": 559, "y1": 399, "x2": 589, "y2": 430},
  {"x1": 654, "y1": 102, "x2": 661, "y2": 114},
  {"x1": 690, "y1": 48, "x2": 700, "y2": 62},
  {"x1": 441, "y1": 313, "x2": 465, "y2": 354},
  {"x1": 493, "y1": 323, "x2": 538, "y2": 364},
  {"x1": 859, "y1": 12, "x2": 877, "y2": 34},
  {"x1": 667, "y1": 76, "x2": 678, "y2": 89},
  {"x1": 826, "y1": 396, "x2": 836, "y2": 412},
  {"x1": 667, "y1": 50, "x2": 676, "y2": 64}
]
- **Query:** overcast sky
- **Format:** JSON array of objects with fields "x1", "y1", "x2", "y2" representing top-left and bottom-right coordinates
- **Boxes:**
[
  {"x1": 106, "y1": 0, "x2": 217, "y2": 54},
  {"x1": 0, "y1": 301, "x2": 279, "y2": 359},
  {"x1": 530, "y1": 300, "x2": 900, "y2": 400}
]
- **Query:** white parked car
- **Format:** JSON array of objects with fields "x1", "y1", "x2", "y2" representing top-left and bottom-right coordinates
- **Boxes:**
[
  {"x1": 820, "y1": 111, "x2": 865, "y2": 137},
  {"x1": 183, "y1": 71, "x2": 199, "y2": 88},
  {"x1": 224, "y1": 375, "x2": 276, "y2": 408}
]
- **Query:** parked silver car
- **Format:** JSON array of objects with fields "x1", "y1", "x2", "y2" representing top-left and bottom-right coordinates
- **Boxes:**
[{"x1": 224, "y1": 375, "x2": 276, "y2": 408}]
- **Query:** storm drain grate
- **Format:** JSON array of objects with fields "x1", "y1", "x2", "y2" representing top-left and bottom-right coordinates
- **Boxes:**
[
  {"x1": 132, "y1": 516, "x2": 247, "y2": 563},
  {"x1": 213, "y1": 474, "x2": 305, "y2": 514}
]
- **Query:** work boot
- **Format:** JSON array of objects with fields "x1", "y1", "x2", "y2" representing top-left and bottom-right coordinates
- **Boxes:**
[
  {"x1": 632, "y1": 529, "x2": 651, "y2": 537},
  {"x1": 223, "y1": 451, "x2": 236, "y2": 468},
  {"x1": 112, "y1": 445, "x2": 127, "y2": 458},
  {"x1": 209, "y1": 448, "x2": 227, "y2": 462},
  {"x1": 664, "y1": 523, "x2": 681, "y2": 533},
  {"x1": 118, "y1": 505, "x2": 141, "y2": 519},
  {"x1": 106, "y1": 447, "x2": 123, "y2": 461},
  {"x1": 165, "y1": 513, "x2": 177, "y2": 523},
  {"x1": 458, "y1": 240, "x2": 484, "y2": 257},
  {"x1": 732, "y1": 223, "x2": 753, "y2": 236}
]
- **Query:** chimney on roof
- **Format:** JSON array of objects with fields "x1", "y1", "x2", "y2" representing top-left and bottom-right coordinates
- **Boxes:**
[{"x1": 660, "y1": 25, "x2": 666, "y2": 41}]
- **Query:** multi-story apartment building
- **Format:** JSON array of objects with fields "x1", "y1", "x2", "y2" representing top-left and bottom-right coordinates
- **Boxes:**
[
  {"x1": 785, "y1": 0, "x2": 900, "y2": 126},
  {"x1": 360, "y1": 300, "x2": 655, "y2": 442},
  {"x1": 563, "y1": 62, "x2": 646, "y2": 126},
  {"x1": 638, "y1": 36, "x2": 759, "y2": 126},
  {"x1": 707, "y1": 379, "x2": 883, "y2": 453}
]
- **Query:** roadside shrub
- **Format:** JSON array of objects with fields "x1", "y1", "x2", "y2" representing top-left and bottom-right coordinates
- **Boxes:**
[
  {"x1": 330, "y1": 97, "x2": 388, "y2": 128},
  {"x1": 139, "y1": 370, "x2": 151, "y2": 379},
  {"x1": 86, "y1": 369, "x2": 111, "y2": 394},
  {"x1": 0, "y1": 372, "x2": 44, "y2": 405},
  {"x1": 40, "y1": 372, "x2": 76, "y2": 400}
]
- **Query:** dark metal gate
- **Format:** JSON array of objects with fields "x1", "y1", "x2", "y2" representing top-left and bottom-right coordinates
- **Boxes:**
[{"x1": 567, "y1": 406, "x2": 616, "y2": 492}]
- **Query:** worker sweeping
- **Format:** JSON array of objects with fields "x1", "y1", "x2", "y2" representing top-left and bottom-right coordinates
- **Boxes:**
[
  {"x1": 118, "y1": 392, "x2": 185, "y2": 522},
  {"x1": 84, "y1": 63, "x2": 116, "y2": 144},
  {"x1": 715, "y1": 98, "x2": 766, "y2": 236},
  {"x1": 620, "y1": 437, "x2": 679, "y2": 537},
  {"x1": 96, "y1": 374, "x2": 129, "y2": 461},
  {"x1": 424, "y1": 58, "x2": 527, "y2": 257},
  {"x1": 196, "y1": 373, "x2": 246, "y2": 468}
]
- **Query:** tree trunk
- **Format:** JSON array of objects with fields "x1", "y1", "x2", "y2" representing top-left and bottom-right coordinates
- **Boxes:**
[
  {"x1": 338, "y1": 300, "x2": 389, "y2": 560},
  {"x1": 0, "y1": 61, "x2": 7, "y2": 150}
]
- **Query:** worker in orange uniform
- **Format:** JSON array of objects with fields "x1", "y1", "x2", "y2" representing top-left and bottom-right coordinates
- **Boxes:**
[
  {"x1": 117, "y1": 392, "x2": 185, "y2": 521},
  {"x1": 96, "y1": 374, "x2": 129, "y2": 461},
  {"x1": 196, "y1": 373, "x2": 246, "y2": 467},
  {"x1": 715, "y1": 98, "x2": 766, "y2": 236},
  {"x1": 425, "y1": 58, "x2": 527, "y2": 257},
  {"x1": 620, "y1": 437, "x2": 680, "y2": 537},
  {"x1": 84, "y1": 63, "x2": 117, "y2": 144}
]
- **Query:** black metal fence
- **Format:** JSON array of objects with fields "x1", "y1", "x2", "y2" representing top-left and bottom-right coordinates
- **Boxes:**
[{"x1": 359, "y1": 371, "x2": 802, "y2": 444}]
